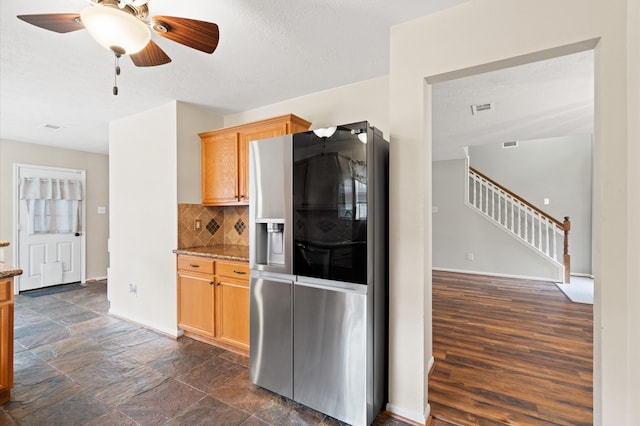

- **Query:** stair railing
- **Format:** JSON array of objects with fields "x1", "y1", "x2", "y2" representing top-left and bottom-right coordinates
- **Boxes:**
[{"x1": 467, "y1": 167, "x2": 571, "y2": 283}]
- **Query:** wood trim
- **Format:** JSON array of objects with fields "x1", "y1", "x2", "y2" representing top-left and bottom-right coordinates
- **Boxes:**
[
  {"x1": 198, "y1": 114, "x2": 312, "y2": 138},
  {"x1": 469, "y1": 166, "x2": 563, "y2": 228}
]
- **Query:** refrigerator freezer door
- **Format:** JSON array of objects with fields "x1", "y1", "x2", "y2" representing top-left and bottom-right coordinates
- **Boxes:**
[
  {"x1": 293, "y1": 282, "x2": 367, "y2": 426},
  {"x1": 249, "y1": 276, "x2": 293, "y2": 398},
  {"x1": 249, "y1": 135, "x2": 293, "y2": 275}
]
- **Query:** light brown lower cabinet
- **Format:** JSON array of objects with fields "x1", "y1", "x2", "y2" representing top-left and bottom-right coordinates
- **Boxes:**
[
  {"x1": 0, "y1": 278, "x2": 14, "y2": 404},
  {"x1": 215, "y1": 261, "x2": 250, "y2": 350},
  {"x1": 177, "y1": 255, "x2": 249, "y2": 352}
]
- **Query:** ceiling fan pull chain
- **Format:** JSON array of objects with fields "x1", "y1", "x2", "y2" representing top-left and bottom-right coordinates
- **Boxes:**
[{"x1": 113, "y1": 53, "x2": 121, "y2": 96}]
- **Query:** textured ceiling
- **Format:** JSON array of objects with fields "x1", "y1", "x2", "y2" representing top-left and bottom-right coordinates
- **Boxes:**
[
  {"x1": 433, "y1": 50, "x2": 594, "y2": 160},
  {"x1": 0, "y1": 0, "x2": 468, "y2": 154},
  {"x1": 1, "y1": 1, "x2": 593, "y2": 157}
]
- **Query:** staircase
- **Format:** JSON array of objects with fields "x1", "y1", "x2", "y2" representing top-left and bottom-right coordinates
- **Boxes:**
[{"x1": 466, "y1": 166, "x2": 571, "y2": 283}]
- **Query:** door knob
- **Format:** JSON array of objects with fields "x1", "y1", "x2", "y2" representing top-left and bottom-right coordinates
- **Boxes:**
[{"x1": 74, "y1": 232, "x2": 82, "y2": 236}]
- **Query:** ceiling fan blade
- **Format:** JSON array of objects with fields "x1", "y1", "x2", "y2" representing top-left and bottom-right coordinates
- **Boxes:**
[
  {"x1": 129, "y1": 40, "x2": 172, "y2": 67},
  {"x1": 151, "y1": 16, "x2": 219, "y2": 54},
  {"x1": 17, "y1": 14, "x2": 84, "y2": 33}
]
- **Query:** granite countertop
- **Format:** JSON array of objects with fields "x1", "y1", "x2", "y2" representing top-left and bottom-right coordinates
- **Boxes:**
[
  {"x1": 0, "y1": 262, "x2": 23, "y2": 279},
  {"x1": 173, "y1": 244, "x2": 249, "y2": 262}
]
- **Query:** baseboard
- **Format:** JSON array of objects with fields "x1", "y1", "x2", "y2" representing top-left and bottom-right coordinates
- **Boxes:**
[
  {"x1": 108, "y1": 308, "x2": 181, "y2": 339},
  {"x1": 432, "y1": 267, "x2": 559, "y2": 283},
  {"x1": 83, "y1": 276, "x2": 107, "y2": 284},
  {"x1": 386, "y1": 403, "x2": 428, "y2": 425}
]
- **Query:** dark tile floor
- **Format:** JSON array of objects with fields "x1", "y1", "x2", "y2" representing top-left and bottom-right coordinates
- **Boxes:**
[{"x1": 0, "y1": 281, "x2": 415, "y2": 426}]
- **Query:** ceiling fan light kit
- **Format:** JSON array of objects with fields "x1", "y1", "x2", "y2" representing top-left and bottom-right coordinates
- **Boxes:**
[{"x1": 81, "y1": 5, "x2": 150, "y2": 55}]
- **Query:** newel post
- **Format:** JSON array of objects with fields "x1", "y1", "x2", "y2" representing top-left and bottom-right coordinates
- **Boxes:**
[{"x1": 563, "y1": 216, "x2": 571, "y2": 283}]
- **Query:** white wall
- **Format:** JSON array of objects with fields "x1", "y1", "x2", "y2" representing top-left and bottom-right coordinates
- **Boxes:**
[
  {"x1": 625, "y1": 0, "x2": 640, "y2": 421},
  {"x1": 433, "y1": 159, "x2": 562, "y2": 280},
  {"x1": 224, "y1": 76, "x2": 390, "y2": 137},
  {"x1": 177, "y1": 102, "x2": 224, "y2": 204},
  {"x1": 0, "y1": 139, "x2": 109, "y2": 280},
  {"x1": 109, "y1": 102, "x2": 179, "y2": 335},
  {"x1": 108, "y1": 101, "x2": 221, "y2": 336},
  {"x1": 469, "y1": 134, "x2": 593, "y2": 275},
  {"x1": 389, "y1": 0, "x2": 638, "y2": 424}
]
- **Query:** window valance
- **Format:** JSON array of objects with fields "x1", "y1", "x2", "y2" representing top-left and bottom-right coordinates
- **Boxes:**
[
  {"x1": 20, "y1": 177, "x2": 83, "y2": 201},
  {"x1": 19, "y1": 177, "x2": 83, "y2": 235}
]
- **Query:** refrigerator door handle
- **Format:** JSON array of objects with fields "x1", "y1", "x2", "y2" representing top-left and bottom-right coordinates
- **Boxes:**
[{"x1": 295, "y1": 276, "x2": 367, "y2": 295}]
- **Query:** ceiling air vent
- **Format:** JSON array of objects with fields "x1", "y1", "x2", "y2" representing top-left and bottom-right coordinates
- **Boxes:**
[
  {"x1": 470, "y1": 102, "x2": 495, "y2": 115},
  {"x1": 502, "y1": 141, "x2": 518, "y2": 148},
  {"x1": 39, "y1": 123, "x2": 62, "y2": 131}
]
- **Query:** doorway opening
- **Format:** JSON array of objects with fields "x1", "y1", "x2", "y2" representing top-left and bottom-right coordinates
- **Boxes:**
[{"x1": 428, "y1": 47, "x2": 595, "y2": 424}]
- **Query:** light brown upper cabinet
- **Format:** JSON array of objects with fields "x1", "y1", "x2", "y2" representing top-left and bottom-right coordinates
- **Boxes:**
[{"x1": 199, "y1": 114, "x2": 311, "y2": 206}]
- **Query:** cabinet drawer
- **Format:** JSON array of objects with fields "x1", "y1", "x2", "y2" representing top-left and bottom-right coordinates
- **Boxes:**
[
  {"x1": 217, "y1": 261, "x2": 249, "y2": 281},
  {"x1": 0, "y1": 279, "x2": 12, "y2": 303},
  {"x1": 177, "y1": 256, "x2": 215, "y2": 275}
]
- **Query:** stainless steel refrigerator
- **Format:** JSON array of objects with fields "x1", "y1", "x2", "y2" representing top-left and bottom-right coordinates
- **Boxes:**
[{"x1": 249, "y1": 122, "x2": 388, "y2": 426}]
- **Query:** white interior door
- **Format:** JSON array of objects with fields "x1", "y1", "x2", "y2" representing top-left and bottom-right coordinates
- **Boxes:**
[{"x1": 16, "y1": 165, "x2": 85, "y2": 292}]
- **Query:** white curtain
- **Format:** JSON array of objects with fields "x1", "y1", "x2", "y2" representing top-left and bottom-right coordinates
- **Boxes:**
[{"x1": 20, "y1": 178, "x2": 83, "y2": 235}]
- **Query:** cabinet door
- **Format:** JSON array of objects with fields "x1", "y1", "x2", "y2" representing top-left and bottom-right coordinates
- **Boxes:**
[
  {"x1": 238, "y1": 123, "x2": 289, "y2": 204},
  {"x1": 215, "y1": 276, "x2": 250, "y2": 349},
  {"x1": 201, "y1": 133, "x2": 240, "y2": 205},
  {"x1": 0, "y1": 301, "x2": 13, "y2": 401},
  {"x1": 177, "y1": 272, "x2": 215, "y2": 337}
]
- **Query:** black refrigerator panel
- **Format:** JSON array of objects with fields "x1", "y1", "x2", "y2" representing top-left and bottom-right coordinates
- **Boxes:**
[{"x1": 292, "y1": 123, "x2": 369, "y2": 284}]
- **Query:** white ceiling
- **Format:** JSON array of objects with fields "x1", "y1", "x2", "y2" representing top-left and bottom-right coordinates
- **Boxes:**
[
  {"x1": 432, "y1": 50, "x2": 594, "y2": 160},
  {"x1": 1, "y1": 0, "x2": 593, "y2": 156}
]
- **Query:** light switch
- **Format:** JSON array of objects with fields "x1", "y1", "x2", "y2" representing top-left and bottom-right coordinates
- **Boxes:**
[
  {"x1": 97, "y1": 206, "x2": 107, "y2": 214},
  {"x1": 543, "y1": 198, "x2": 550, "y2": 205},
  {"x1": 432, "y1": 206, "x2": 439, "y2": 213}
]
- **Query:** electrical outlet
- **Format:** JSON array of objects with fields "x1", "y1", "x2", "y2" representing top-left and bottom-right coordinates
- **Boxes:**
[
  {"x1": 129, "y1": 283, "x2": 137, "y2": 296},
  {"x1": 466, "y1": 253, "x2": 474, "y2": 261},
  {"x1": 195, "y1": 219, "x2": 202, "y2": 230}
]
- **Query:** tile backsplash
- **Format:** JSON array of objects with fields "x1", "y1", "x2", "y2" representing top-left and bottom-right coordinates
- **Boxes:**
[{"x1": 178, "y1": 204, "x2": 249, "y2": 248}]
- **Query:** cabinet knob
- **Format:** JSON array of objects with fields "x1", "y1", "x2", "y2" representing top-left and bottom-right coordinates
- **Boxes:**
[
  {"x1": 216, "y1": 281, "x2": 221, "y2": 286},
  {"x1": 239, "y1": 195, "x2": 245, "y2": 199},
  {"x1": 209, "y1": 281, "x2": 214, "y2": 285}
]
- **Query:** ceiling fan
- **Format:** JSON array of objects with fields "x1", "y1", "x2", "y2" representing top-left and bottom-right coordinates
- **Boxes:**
[{"x1": 17, "y1": 0, "x2": 219, "y2": 93}]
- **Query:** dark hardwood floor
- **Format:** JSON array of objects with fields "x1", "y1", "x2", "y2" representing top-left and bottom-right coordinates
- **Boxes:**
[{"x1": 429, "y1": 271, "x2": 593, "y2": 426}]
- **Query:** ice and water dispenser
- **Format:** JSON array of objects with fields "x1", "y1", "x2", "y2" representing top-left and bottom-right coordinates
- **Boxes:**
[{"x1": 254, "y1": 220, "x2": 285, "y2": 267}]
